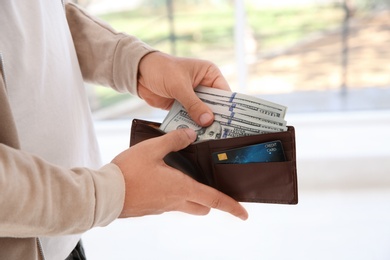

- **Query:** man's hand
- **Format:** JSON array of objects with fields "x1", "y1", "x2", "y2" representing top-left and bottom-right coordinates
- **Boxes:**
[
  {"x1": 137, "y1": 52, "x2": 230, "y2": 127},
  {"x1": 111, "y1": 128, "x2": 248, "y2": 220}
]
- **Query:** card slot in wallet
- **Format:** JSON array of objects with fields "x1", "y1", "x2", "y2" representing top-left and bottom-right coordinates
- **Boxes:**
[
  {"x1": 212, "y1": 161, "x2": 297, "y2": 204},
  {"x1": 207, "y1": 127, "x2": 295, "y2": 162},
  {"x1": 129, "y1": 119, "x2": 298, "y2": 205}
]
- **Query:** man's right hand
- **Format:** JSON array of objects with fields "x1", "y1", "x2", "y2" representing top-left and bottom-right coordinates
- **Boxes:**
[{"x1": 111, "y1": 128, "x2": 248, "y2": 220}]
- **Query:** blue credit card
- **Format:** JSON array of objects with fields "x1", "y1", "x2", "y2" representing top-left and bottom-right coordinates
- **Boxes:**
[{"x1": 212, "y1": 140, "x2": 286, "y2": 164}]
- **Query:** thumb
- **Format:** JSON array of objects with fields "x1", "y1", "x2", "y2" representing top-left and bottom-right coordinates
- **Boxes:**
[
  {"x1": 175, "y1": 89, "x2": 215, "y2": 127},
  {"x1": 155, "y1": 128, "x2": 197, "y2": 157}
]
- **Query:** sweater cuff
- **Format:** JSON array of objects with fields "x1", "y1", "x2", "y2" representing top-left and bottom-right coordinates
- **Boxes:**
[
  {"x1": 91, "y1": 163, "x2": 125, "y2": 227},
  {"x1": 112, "y1": 36, "x2": 156, "y2": 96}
]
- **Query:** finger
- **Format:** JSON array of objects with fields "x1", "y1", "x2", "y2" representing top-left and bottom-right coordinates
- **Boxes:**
[
  {"x1": 138, "y1": 84, "x2": 173, "y2": 110},
  {"x1": 176, "y1": 201, "x2": 211, "y2": 216},
  {"x1": 187, "y1": 181, "x2": 248, "y2": 220},
  {"x1": 152, "y1": 128, "x2": 197, "y2": 158},
  {"x1": 172, "y1": 85, "x2": 215, "y2": 126},
  {"x1": 174, "y1": 61, "x2": 230, "y2": 126},
  {"x1": 197, "y1": 63, "x2": 231, "y2": 91}
]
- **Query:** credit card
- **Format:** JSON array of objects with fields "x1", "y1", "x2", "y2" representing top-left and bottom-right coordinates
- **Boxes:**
[{"x1": 212, "y1": 140, "x2": 286, "y2": 164}]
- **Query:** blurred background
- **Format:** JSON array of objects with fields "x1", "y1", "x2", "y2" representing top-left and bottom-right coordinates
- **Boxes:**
[{"x1": 74, "y1": 0, "x2": 390, "y2": 259}]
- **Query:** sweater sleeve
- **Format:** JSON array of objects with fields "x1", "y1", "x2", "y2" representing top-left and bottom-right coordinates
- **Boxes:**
[
  {"x1": 65, "y1": 2, "x2": 156, "y2": 96},
  {"x1": 0, "y1": 144, "x2": 125, "y2": 237}
]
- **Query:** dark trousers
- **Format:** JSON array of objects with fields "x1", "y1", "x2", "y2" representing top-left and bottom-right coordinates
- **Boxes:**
[{"x1": 65, "y1": 240, "x2": 87, "y2": 260}]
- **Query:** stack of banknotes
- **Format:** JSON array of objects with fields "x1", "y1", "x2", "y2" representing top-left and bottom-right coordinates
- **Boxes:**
[{"x1": 160, "y1": 86, "x2": 288, "y2": 142}]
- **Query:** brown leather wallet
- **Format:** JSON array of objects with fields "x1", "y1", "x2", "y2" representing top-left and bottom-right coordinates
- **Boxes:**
[{"x1": 130, "y1": 118, "x2": 298, "y2": 205}]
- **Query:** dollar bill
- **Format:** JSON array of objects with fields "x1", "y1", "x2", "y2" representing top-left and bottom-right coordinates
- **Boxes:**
[
  {"x1": 160, "y1": 107, "x2": 269, "y2": 142},
  {"x1": 197, "y1": 95, "x2": 283, "y2": 118},
  {"x1": 160, "y1": 87, "x2": 289, "y2": 142},
  {"x1": 160, "y1": 102, "x2": 281, "y2": 142},
  {"x1": 195, "y1": 86, "x2": 287, "y2": 118},
  {"x1": 212, "y1": 109, "x2": 287, "y2": 132},
  {"x1": 200, "y1": 98, "x2": 287, "y2": 128}
]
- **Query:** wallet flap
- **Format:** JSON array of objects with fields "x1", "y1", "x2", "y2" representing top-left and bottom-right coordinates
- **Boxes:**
[{"x1": 130, "y1": 119, "x2": 208, "y2": 183}]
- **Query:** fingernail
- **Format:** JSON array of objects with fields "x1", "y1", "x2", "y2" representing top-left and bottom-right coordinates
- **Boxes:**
[
  {"x1": 183, "y1": 128, "x2": 197, "y2": 141},
  {"x1": 199, "y1": 113, "x2": 213, "y2": 126},
  {"x1": 240, "y1": 213, "x2": 249, "y2": 221}
]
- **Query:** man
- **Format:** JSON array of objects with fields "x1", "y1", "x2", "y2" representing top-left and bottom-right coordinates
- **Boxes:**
[{"x1": 0, "y1": 1, "x2": 248, "y2": 259}]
